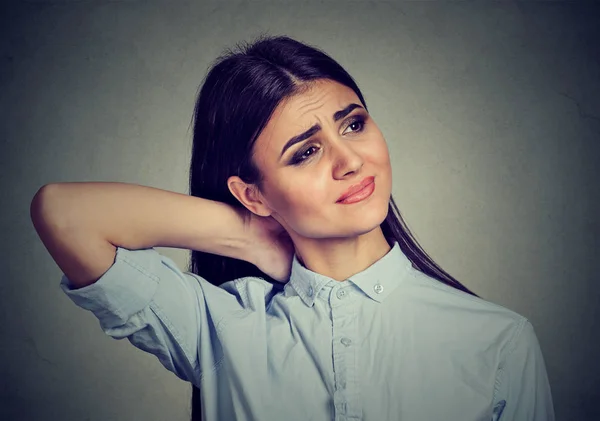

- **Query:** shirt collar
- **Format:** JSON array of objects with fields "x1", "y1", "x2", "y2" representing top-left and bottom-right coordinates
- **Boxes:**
[{"x1": 288, "y1": 240, "x2": 413, "y2": 307}]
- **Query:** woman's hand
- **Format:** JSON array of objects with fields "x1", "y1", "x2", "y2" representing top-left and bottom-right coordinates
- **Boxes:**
[{"x1": 241, "y1": 210, "x2": 295, "y2": 283}]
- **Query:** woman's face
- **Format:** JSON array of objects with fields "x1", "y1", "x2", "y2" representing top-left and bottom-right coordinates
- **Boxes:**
[{"x1": 230, "y1": 78, "x2": 393, "y2": 241}]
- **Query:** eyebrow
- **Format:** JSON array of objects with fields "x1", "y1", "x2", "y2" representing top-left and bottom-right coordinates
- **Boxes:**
[{"x1": 279, "y1": 103, "x2": 364, "y2": 159}]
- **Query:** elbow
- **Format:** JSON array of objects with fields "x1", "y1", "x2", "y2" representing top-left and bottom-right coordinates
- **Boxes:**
[{"x1": 30, "y1": 184, "x2": 66, "y2": 231}]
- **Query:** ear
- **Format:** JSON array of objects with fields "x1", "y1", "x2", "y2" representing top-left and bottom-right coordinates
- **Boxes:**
[{"x1": 227, "y1": 175, "x2": 272, "y2": 217}]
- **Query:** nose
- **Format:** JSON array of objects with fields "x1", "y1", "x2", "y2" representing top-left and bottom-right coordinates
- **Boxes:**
[{"x1": 329, "y1": 136, "x2": 364, "y2": 177}]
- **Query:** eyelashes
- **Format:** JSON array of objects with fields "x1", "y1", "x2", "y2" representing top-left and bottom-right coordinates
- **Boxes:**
[{"x1": 289, "y1": 115, "x2": 367, "y2": 166}]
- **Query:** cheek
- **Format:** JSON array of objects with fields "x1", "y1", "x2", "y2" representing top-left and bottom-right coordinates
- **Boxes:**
[
  {"x1": 372, "y1": 137, "x2": 391, "y2": 161},
  {"x1": 269, "y1": 179, "x2": 324, "y2": 215},
  {"x1": 370, "y1": 145, "x2": 392, "y2": 174},
  {"x1": 283, "y1": 185, "x2": 327, "y2": 212},
  {"x1": 280, "y1": 176, "x2": 334, "y2": 220}
]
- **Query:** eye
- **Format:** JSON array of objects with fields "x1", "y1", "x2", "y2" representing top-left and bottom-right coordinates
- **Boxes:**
[
  {"x1": 290, "y1": 144, "x2": 319, "y2": 166},
  {"x1": 343, "y1": 117, "x2": 366, "y2": 134},
  {"x1": 288, "y1": 115, "x2": 367, "y2": 166}
]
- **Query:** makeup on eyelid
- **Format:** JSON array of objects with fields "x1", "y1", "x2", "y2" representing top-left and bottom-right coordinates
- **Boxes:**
[{"x1": 289, "y1": 114, "x2": 367, "y2": 165}]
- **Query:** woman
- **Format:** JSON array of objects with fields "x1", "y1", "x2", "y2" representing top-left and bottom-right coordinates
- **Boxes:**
[{"x1": 31, "y1": 35, "x2": 554, "y2": 420}]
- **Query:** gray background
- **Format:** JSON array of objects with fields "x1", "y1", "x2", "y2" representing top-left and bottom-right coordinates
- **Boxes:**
[{"x1": 2, "y1": 0, "x2": 599, "y2": 420}]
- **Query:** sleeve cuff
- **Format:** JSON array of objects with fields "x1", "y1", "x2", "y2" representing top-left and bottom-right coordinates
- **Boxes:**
[{"x1": 59, "y1": 246, "x2": 160, "y2": 328}]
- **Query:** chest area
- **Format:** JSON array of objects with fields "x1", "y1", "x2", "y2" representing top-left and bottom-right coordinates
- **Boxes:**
[{"x1": 214, "y1": 303, "x2": 499, "y2": 420}]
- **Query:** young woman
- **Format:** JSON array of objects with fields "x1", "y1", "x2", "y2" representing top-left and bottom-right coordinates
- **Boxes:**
[{"x1": 31, "y1": 35, "x2": 555, "y2": 421}]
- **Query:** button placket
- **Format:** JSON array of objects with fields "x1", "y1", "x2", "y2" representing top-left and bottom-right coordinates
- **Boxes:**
[{"x1": 330, "y1": 284, "x2": 358, "y2": 420}]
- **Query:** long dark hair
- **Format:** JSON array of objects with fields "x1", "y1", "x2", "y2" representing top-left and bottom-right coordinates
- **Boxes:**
[{"x1": 186, "y1": 33, "x2": 479, "y2": 420}]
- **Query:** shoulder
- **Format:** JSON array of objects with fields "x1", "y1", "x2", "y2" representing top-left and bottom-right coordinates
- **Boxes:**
[
  {"x1": 404, "y1": 268, "x2": 529, "y2": 351},
  {"x1": 218, "y1": 276, "x2": 284, "y2": 310}
]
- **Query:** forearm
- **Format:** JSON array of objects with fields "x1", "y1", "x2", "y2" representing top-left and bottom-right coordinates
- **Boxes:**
[{"x1": 35, "y1": 182, "x2": 251, "y2": 260}]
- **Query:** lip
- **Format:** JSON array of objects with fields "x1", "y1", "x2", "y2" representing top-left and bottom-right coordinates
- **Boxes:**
[{"x1": 336, "y1": 176, "x2": 375, "y2": 203}]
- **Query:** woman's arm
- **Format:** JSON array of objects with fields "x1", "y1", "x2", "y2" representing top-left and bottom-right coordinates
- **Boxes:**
[
  {"x1": 491, "y1": 318, "x2": 555, "y2": 420},
  {"x1": 30, "y1": 182, "x2": 252, "y2": 289}
]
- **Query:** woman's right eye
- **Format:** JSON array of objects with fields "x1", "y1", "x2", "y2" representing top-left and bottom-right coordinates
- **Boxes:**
[{"x1": 290, "y1": 145, "x2": 319, "y2": 165}]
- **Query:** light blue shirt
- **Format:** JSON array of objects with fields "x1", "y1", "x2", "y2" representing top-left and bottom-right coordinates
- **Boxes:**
[{"x1": 60, "y1": 240, "x2": 555, "y2": 421}]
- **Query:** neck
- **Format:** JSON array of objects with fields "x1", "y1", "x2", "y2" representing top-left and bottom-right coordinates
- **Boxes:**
[{"x1": 293, "y1": 227, "x2": 392, "y2": 282}]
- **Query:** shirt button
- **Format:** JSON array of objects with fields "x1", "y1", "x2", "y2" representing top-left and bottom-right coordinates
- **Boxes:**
[
  {"x1": 374, "y1": 283, "x2": 384, "y2": 294},
  {"x1": 335, "y1": 402, "x2": 347, "y2": 413},
  {"x1": 340, "y1": 337, "x2": 352, "y2": 346},
  {"x1": 336, "y1": 288, "x2": 348, "y2": 299},
  {"x1": 308, "y1": 286, "x2": 313, "y2": 296}
]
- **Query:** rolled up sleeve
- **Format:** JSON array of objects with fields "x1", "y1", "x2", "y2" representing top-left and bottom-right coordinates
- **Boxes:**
[
  {"x1": 60, "y1": 246, "x2": 236, "y2": 385},
  {"x1": 492, "y1": 318, "x2": 555, "y2": 421}
]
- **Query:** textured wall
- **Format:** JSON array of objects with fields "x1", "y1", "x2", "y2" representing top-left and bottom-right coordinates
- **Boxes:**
[{"x1": 1, "y1": 1, "x2": 598, "y2": 420}]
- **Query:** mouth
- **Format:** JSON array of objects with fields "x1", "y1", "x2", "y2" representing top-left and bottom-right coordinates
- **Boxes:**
[{"x1": 336, "y1": 176, "x2": 376, "y2": 204}]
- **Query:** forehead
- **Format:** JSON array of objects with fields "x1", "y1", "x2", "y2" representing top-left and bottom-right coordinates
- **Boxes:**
[
  {"x1": 257, "y1": 80, "x2": 360, "y2": 149},
  {"x1": 277, "y1": 79, "x2": 359, "y2": 122}
]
